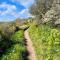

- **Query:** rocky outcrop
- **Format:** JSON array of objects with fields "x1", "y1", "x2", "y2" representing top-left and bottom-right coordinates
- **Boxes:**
[{"x1": 42, "y1": 0, "x2": 60, "y2": 25}]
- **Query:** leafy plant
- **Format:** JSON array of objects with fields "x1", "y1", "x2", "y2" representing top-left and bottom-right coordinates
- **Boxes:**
[{"x1": 29, "y1": 25, "x2": 60, "y2": 60}]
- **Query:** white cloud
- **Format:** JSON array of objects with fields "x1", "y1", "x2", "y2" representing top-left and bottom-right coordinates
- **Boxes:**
[
  {"x1": 12, "y1": 0, "x2": 34, "y2": 8},
  {"x1": 11, "y1": 0, "x2": 35, "y2": 18},
  {"x1": 0, "y1": 3, "x2": 17, "y2": 15},
  {"x1": 19, "y1": 9, "x2": 34, "y2": 18},
  {"x1": 9, "y1": 9, "x2": 33, "y2": 18},
  {"x1": 0, "y1": 3, "x2": 16, "y2": 10},
  {"x1": 20, "y1": 9, "x2": 29, "y2": 14},
  {"x1": 0, "y1": 1, "x2": 34, "y2": 21},
  {"x1": 0, "y1": 3, "x2": 22, "y2": 19},
  {"x1": 0, "y1": 3, "x2": 33, "y2": 18}
]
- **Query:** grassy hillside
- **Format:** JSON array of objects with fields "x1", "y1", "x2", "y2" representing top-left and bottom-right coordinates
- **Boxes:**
[
  {"x1": 0, "y1": 18, "x2": 60, "y2": 60},
  {"x1": 29, "y1": 25, "x2": 60, "y2": 60},
  {"x1": 0, "y1": 28, "x2": 26, "y2": 60}
]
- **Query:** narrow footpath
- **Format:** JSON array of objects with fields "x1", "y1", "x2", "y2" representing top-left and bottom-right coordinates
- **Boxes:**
[{"x1": 24, "y1": 29, "x2": 37, "y2": 60}]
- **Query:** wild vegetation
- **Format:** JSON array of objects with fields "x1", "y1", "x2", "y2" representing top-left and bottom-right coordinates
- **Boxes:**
[
  {"x1": 0, "y1": 0, "x2": 60, "y2": 60},
  {"x1": 29, "y1": 24, "x2": 60, "y2": 60},
  {"x1": 0, "y1": 30, "x2": 26, "y2": 60},
  {"x1": 28, "y1": 0, "x2": 60, "y2": 59},
  {"x1": 0, "y1": 19, "x2": 28, "y2": 60}
]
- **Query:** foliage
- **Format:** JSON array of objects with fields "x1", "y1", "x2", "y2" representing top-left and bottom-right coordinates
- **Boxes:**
[
  {"x1": 0, "y1": 29, "x2": 26, "y2": 60},
  {"x1": 11, "y1": 30, "x2": 24, "y2": 42},
  {"x1": 0, "y1": 44, "x2": 26, "y2": 60},
  {"x1": 29, "y1": 25, "x2": 60, "y2": 60}
]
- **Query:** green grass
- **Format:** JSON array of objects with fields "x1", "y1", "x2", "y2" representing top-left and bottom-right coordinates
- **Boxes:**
[
  {"x1": 0, "y1": 30, "x2": 26, "y2": 60},
  {"x1": 29, "y1": 25, "x2": 60, "y2": 60},
  {"x1": 0, "y1": 44, "x2": 26, "y2": 60},
  {"x1": 11, "y1": 30, "x2": 24, "y2": 42}
]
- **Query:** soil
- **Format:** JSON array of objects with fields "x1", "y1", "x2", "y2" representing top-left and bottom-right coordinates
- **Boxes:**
[{"x1": 24, "y1": 29, "x2": 37, "y2": 60}]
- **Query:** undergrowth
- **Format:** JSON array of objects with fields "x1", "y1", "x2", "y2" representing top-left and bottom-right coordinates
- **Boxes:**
[
  {"x1": 29, "y1": 25, "x2": 60, "y2": 60},
  {"x1": 0, "y1": 30, "x2": 26, "y2": 60}
]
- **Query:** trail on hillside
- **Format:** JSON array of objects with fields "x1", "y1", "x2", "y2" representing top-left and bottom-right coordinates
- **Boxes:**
[{"x1": 24, "y1": 29, "x2": 37, "y2": 60}]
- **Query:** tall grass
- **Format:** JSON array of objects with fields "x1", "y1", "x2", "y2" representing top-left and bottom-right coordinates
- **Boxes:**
[
  {"x1": 29, "y1": 25, "x2": 60, "y2": 60},
  {"x1": 0, "y1": 30, "x2": 26, "y2": 60}
]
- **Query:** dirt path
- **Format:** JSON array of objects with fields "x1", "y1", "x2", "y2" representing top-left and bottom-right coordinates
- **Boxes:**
[{"x1": 24, "y1": 29, "x2": 37, "y2": 60}]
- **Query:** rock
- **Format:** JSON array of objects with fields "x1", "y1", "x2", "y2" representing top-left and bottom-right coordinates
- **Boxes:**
[
  {"x1": 42, "y1": 0, "x2": 60, "y2": 25},
  {"x1": 55, "y1": 19, "x2": 60, "y2": 24}
]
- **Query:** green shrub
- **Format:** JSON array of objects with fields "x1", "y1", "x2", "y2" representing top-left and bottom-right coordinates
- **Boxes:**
[
  {"x1": 0, "y1": 44, "x2": 26, "y2": 60},
  {"x1": 11, "y1": 30, "x2": 24, "y2": 42},
  {"x1": 29, "y1": 25, "x2": 60, "y2": 60},
  {"x1": 0, "y1": 30, "x2": 26, "y2": 60}
]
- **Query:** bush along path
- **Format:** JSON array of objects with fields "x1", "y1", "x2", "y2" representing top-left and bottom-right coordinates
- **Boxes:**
[
  {"x1": 24, "y1": 29, "x2": 37, "y2": 60},
  {"x1": 0, "y1": 26, "x2": 37, "y2": 60},
  {"x1": 0, "y1": 30, "x2": 28, "y2": 60}
]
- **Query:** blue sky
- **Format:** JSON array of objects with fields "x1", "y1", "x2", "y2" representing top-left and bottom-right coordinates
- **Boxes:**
[{"x1": 0, "y1": 0, "x2": 34, "y2": 22}]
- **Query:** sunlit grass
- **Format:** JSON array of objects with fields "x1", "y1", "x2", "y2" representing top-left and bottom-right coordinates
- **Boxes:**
[
  {"x1": 11, "y1": 30, "x2": 24, "y2": 42},
  {"x1": 29, "y1": 25, "x2": 60, "y2": 60}
]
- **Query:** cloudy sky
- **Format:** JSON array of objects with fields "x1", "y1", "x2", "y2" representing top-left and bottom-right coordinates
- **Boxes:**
[{"x1": 0, "y1": 0, "x2": 34, "y2": 22}]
